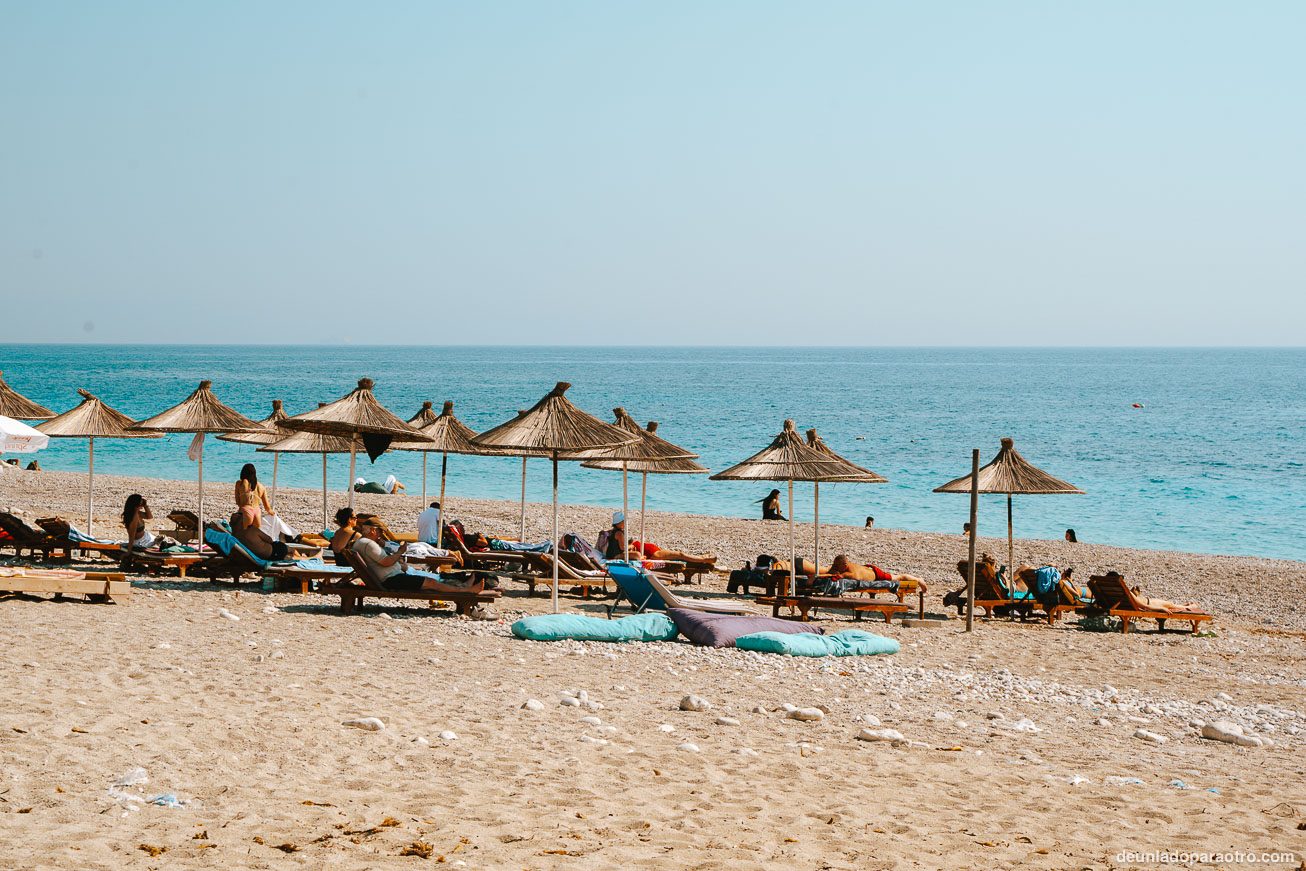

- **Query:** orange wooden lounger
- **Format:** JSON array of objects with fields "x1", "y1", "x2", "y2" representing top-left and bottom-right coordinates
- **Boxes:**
[
  {"x1": 1085, "y1": 572, "x2": 1212, "y2": 634},
  {"x1": 0, "y1": 568, "x2": 130, "y2": 603}
]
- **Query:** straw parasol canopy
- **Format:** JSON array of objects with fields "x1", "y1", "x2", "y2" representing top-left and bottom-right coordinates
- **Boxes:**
[
  {"x1": 934, "y1": 437, "x2": 1083, "y2": 578},
  {"x1": 583, "y1": 419, "x2": 708, "y2": 549},
  {"x1": 391, "y1": 400, "x2": 488, "y2": 535},
  {"x1": 0, "y1": 371, "x2": 55, "y2": 420},
  {"x1": 260, "y1": 407, "x2": 356, "y2": 531},
  {"x1": 473, "y1": 382, "x2": 637, "y2": 612},
  {"x1": 131, "y1": 381, "x2": 263, "y2": 547},
  {"x1": 804, "y1": 427, "x2": 888, "y2": 576},
  {"x1": 217, "y1": 399, "x2": 289, "y2": 446},
  {"x1": 712, "y1": 420, "x2": 866, "y2": 597},
  {"x1": 280, "y1": 378, "x2": 431, "y2": 509},
  {"x1": 36, "y1": 389, "x2": 161, "y2": 535}
]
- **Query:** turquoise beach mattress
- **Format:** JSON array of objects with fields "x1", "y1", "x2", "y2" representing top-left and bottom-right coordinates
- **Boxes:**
[
  {"x1": 734, "y1": 629, "x2": 900, "y2": 657},
  {"x1": 511, "y1": 613, "x2": 679, "y2": 643}
]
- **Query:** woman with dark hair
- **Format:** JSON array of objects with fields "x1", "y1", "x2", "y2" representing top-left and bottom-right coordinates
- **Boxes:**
[
  {"x1": 759, "y1": 489, "x2": 785, "y2": 521},
  {"x1": 330, "y1": 506, "x2": 360, "y2": 557},
  {"x1": 123, "y1": 494, "x2": 155, "y2": 549},
  {"x1": 235, "y1": 462, "x2": 296, "y2": 540},
  {"x1": 1065, "y1": 528, "x2": 1078, "y2": 543}
]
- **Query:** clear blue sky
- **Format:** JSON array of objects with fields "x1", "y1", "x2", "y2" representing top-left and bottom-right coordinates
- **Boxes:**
[{"x1": 3, "y1": 2, "x2": 1303, "y2": 345}]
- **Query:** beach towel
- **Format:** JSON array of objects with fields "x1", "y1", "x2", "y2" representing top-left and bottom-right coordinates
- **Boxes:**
[
  {"x1": 667, "y1": 608, "x2": 822, "y2": 648},
  {"x1": 734, "y1": 629, "x2": 900, "y2": 657},
  {"x1": 489, "y1": 538, "x2": 552, "y2": 553},
  {"x1": 511, "y1": 612, "x2": 678, "y2": 643}
]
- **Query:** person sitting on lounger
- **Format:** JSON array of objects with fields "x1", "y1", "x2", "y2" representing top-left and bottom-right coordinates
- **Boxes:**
[
  {"x1": 231, "y1": 505, "x2": 289, "y2": 562},
  {"x1": 351, "y1": 519, "x2": 481, "y2": 593},
  {"x1": 759, "y1": 489, "x2": 786, "y2": 520},
  {"x1": 353, "y1": 474, "x2": 405, "y2": 495},
  {"x1": 123, "y1": 494, "x2": 158, "y2": 549},
  {"x1": 599, "y1": 511, "x2": 630, "y2": 560},
  {"x1": 330, "y1": 507, "x2": 361, "y2": 556},
  {"x1": 417, "y1": 501, "x2": 442, "y2": 543}
]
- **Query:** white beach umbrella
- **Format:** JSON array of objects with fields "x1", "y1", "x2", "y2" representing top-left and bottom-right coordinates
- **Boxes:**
[{"x1": 0, "y1": 415, "x2": 50, "y2": 454}]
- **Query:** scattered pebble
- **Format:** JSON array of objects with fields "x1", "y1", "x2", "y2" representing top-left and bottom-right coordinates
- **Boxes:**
[
  {"x1": 521, "y1": 699, "x2": 544, "y2": 712},
  {"x1": 715, "y1": 717, "x2": 741, "y2": 727},
  {"x1": 439, "y1": 730, "x2": 458, "y2": 741},
  {"x1": 856, "y1": 728, "x2": 905, "y2": 743},
  {"x1": 343, "y1": 717, "x2": 385, "y2": 732},
  {"x1": 218, "y1": 609, "x2": 240, "y2": 622},
  {"x1": 1134, "y1": 729, "x2": 1168, "y2": 745},
  {"x1": 787, "y1": 707, "x2": 824, "y2": 723},
  {"x1": 679, "y1": 695, "x2": 711, "y2": 712},
  {"x1": 677, "y1": 742, "x2": 701, "y2": 753},
  {"x1": 580, "y1": 716, "x2": 602, "y2": 726},
  {"x1": 658, "y1": 724, "x2": 675, "y2": 733},
  {"x1": 1201, "y1": 720, "x2": 1273, "y2": 748}
]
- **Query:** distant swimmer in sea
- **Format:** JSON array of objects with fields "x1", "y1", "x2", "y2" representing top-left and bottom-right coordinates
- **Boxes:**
[
  {"x1": 354, "y1": 474, "x2": 405, "y2": 495},
  {"x1": 759, "y1": 489, "x2": 786, "y2": 521},
  {"x1": 864, "y1": 516, "x2": 874, "y2": 529}
]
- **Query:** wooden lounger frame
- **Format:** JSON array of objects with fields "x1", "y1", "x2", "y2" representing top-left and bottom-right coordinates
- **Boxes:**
[
  {"x1": 321, "y1": 551, "x2": 501, "y2": 616},
  {"x1": 1086, "y1": 573, "x2": 1212, "y2": 634},
  {"x1": 0, "y1": 570, "x2": 129, "y2": 603}
]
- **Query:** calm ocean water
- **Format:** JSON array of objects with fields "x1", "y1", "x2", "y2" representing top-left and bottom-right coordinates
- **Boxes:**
[{"x1": 2, "y1": 345, "x2": 1303, "y2": 561}]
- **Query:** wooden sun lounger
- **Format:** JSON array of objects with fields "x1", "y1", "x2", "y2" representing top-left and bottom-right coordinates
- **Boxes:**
[
  {"x1": 0, "y1": 568, "x2": 130, "y2": 603},
  {"x1": 1045, "y1": 578, "x2": 1093, "y2": 625},
  {"x1": 35, "y1": 518, "x2": 124, "y2": 562},
  {"x1": 321, "y1": 551, "x2": 501, "y2": 616},
  {"x1": 0, "y1": 512, "x2": 63, "y2": 560},
  {"x1": 755, "y1": 569, "x2": 925, "y2": 620},
  {"x1": 1085, "y1": 572, "x2": 1212, "y2": 634},
  {"x1": 122, "y1": 548, "x2": 207, "y2": 578},
  {"x1": 954, "y1": 559, "x2": 1043, "y2": 620},
  {"x1": 507, "y1": 552, "x2": 612, "y2": 598},
  {"x1": 757, "y1": 593, "x2": 909, "y2": 623}
]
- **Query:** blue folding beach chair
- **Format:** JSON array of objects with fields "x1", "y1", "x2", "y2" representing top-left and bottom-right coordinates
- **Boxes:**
[{"x1": 605, "y1": 560, "x2": 667, "y2": 617}]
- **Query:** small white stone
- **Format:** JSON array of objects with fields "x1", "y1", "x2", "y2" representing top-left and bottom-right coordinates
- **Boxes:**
[
  {"x1": 856, "y1": 728, "x2": 905, "y2": 743},
  {"x1": 559, "y1": 697, "x2": 581, "y2": 708},
  {"x1": 595, "y1": 725, "x2": 618, "y2": 736},
  {"x1": 862, "y1": 714, "x2": 882, "y2": 727},
  {"x1": 1201, "y1": 720, "x2": 1267, "y2": 747},
  {"x1": 1010, "y1": 718, "x2": 1041, "y2": 733},
  {"x1": 342, "y1": 717, "x2": 385, "y2": 731},
  {"x1": 579, "y1": 735, "x2": 609, "y2": 746},
  {"x1": 787, "y1": 707, "x2": 825, "y2": 723},
  {"x1": 414, "y1": 736, "x2": 430, "y2": 746},
  {"x1": 677, "y1": 742, "x2": 701, "y2": 753},
  {"x1": 797, "y1": 742, "x2": 822, "y2": 757},
  {"x1": 736, "y1": 747, "x2": 760, "y2": 757},
  {"x1": 262, "y1": 606, "x2": 278, "y2": 614},
  {"x1": 715, "y1": 717, "x2": 741, "y2": 727},
  {"x1": 1142, "y1": 704, "x2": 1162, "y2": 716},
  {"x1": 932, "y1": 711, "x2": 954, "y2": 722},
  {"x1": 439, "y1": 730, "x2": 458, "y2": 741},
  {"x1": 986, "y1": 711, "x2": 1005, "y2": 720},
  {"x1": 1216, "y1": 692, "x2": 1233, "y2": 702},
  {"x1": 522, "y1": 699, "x2": 545, "y2": 712},
  {"x1": 658, "y1": 724, "x2": 675, "y2": 733},
  {"x1": 751, "y1": 705, "x2": 767, "y2": 714},
  {"x1": 270, "y1": 650, "x2": 284, "y2": 660},
  {"x1": 218, "y1": 608, "x2": 240, "y2": 622},
  {"x1": 579, "y1": 715, "x2": 602, "y2": 726},
  {"x1": 1134, "y1": 729, "x2": 1168, "y2": 745},
  {"x1": 1095, "y1": 717, "x2": 1112, "y2": 726},
  {"x1": 679, "y1": 694, "x2": 711, "y2": 712},
  {"x1": 580, "y1": 699, "x2": 603, "y2": 711}
]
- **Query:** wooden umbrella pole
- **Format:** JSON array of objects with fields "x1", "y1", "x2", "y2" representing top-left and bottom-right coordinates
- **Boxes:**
[
  {"x1": 966, "y1": 449, "x2": 980, "y2": 632},
  {"x1": 86, "y1": 437, "x2": 95, "y2": 536},
  {"x1": 812, "y1": 481, "x2": 820, "y2": 581},
  {"x1": 622, "y1": 461, "x2": 628, "y2": 546},
  {"x1": 1007, "y1": 494, "x2": 1014, "y2": 578},
  {"x1": 519, "y1": 456, "x2": 527, "y2": 542},
  {"x1": 421, "y1": 453, "x2": 428, "y2": 504},
  {"x1": 271, "y1": 452, "x2": 279, "y2": 507},
  {"x1": 436, "y1": 451, "x2": 448, "y2": 548},
  {"x1": 787, "y1": 479, "x2": 795, "y2": 597},
  {"x1": 639, "y1": 472, "x2": 648, "y2": 548},
  {"x1": 347, "y1": 440, "x2": 357, "y2": 510},
  {"x1": 197, "y1": 436, "x2": 205, "y2": 550},
  {"x1": 551, "y1": 450, "x2": 560, "y2": 614},
  {"x1": 321, "y1": 453, "x2": 328, "y2": 530}
]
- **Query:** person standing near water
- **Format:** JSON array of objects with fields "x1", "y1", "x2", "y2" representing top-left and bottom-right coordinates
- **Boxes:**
[{"x1": 758, "y1": 489, "x2": 786, "y2": 520}]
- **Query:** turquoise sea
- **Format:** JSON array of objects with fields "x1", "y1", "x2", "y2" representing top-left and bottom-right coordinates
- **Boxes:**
[{"x1": 2, "y1": 345, "x2": 1302, "y2": 561}]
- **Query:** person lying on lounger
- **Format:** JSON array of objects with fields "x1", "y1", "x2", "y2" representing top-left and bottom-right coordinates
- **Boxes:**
[
  {"x1": 353, "y1": 475, "x2": 405, "y2": 495},
  {"x1": 351, "y1": 520, "x2": 481, "y2": 594},
  {"x1": 628, "y1": 538, "x2": 716, "y2": 565}
]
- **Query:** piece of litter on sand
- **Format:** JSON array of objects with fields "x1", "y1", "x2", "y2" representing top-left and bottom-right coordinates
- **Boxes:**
[
  {"x1": 113, "y1": 767, "x2": 148, "y2": 788},
  {"x1": 1067, "y1": 775, "x2": 1090, "y2": 786},
  {"x1": 1105, "y1": 776, "x2": 1145, "y2": 786},
  {"x1": 148, "y1": 793, "x2": 185, "y2": 808},
  {"x1": 1169, "y1": 779, "x2": 1191, "y2": 790}
]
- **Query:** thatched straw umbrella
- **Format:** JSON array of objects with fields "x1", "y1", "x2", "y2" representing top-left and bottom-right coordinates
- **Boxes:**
[
  {"x1": 217, "y1": 400, "x2": 290, "y2": 504},
  {"x1": 581, "y1": 414, "x2": 704, "y2": 549},
  {"x1": 472, "y1": 382, "x2": 637, "y2": 613},
  {"x1": 131, "y1": 381, "x2": 262, "y2": 545},
  {"x1": 259, "y1": 406, "x2": 355, "y2": 531},
  {"x1": 35, "y1": 389, "x2": 162, "y2": 536},
  {"x1": 804, "y1": 428, "x2": 888, "y2": 576},
  {"x1": 934, "y1": 437, "x2": 1083, "y2": 575},
  {"x1": 0, "y1": 371, "x2": 54, "y2": 420},
  {"x1": 390, "y1": 400, "x2": 485, "y2": 546},
  {"x1": 711, "y1": 420, "x2": 863, "y2": 597},
  {"x1": 279, "y1": 379, "x2": 431, "y2": 510}
]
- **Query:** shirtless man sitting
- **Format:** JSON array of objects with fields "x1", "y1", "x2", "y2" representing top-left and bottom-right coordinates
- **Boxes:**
[{"x1": 351, "y1": 520, "x2": 482, "y2": 594}]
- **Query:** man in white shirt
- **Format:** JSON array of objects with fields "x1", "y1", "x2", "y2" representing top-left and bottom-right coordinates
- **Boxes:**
[
  {"x1": 417, "y1": 501, "x2": 442, "y2": 544},
  {"x1": 350, "y1": 520, "x2": 479, "y2": 593}
]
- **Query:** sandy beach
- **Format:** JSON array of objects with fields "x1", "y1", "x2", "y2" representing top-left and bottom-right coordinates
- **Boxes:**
[{"x1": 1, "y1": 468, "x2": 1304, "y2": 869}]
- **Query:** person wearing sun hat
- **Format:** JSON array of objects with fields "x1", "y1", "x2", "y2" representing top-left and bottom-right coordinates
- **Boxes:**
[{"x1": 600, "y1": 510, "x2": 628, "y2": 560}]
